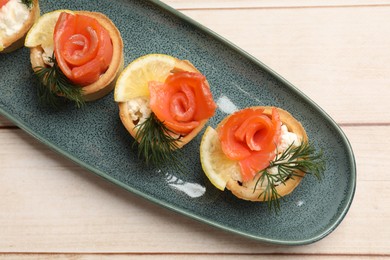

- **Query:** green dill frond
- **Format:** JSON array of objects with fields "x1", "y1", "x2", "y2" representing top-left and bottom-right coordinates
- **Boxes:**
[
  {"x1": 255, "y1": 171, "x2": 281, "y2": 211},
  {"x1": 134, "y1": 113, "x2": 185, "y2": 171},
  {"x1": 33, "y1": 55, "x2": 85, "y2": 108},
  {"x1": 255, "y1": 141, "x2": 325, "y2": 212}
]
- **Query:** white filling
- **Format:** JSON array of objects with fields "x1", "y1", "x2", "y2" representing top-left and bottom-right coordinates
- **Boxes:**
[
  {"x1": 0, "y1": 0, "x2": 30, "y2": 48},
  {"x1": 279, "y1": 124, "x2": 300, "y2": 152},
  {"x1": 126, "y1": 97, "x2": 151, "y2": 125},
  {"x1": 42, "y1": 45, "x2": 55, "y2": 66},
  {"x1": 266, "y1": 124, "x2": 300, "y2": 176}
]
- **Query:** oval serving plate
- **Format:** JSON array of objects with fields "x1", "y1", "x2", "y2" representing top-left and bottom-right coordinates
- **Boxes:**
[{"x1": 0, "y1": 0, "x2": 355, "y2": 245}]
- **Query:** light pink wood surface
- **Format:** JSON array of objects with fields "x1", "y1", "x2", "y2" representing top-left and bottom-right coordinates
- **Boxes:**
[{"x1": 0, "y1": 1, "x2": 389, "y2": 258}]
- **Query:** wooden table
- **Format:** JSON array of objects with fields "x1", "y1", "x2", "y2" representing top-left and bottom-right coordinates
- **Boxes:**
[{"x1": 1, "y1": 0, "x2": 390, "y2": 258}]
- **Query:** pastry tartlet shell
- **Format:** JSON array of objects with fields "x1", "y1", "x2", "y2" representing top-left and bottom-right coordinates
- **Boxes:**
[
  {"x1": 118, "y1": 59, "x2": 211, "y2": 149},
  {"x1": 220, "y1": 106, "x2": 308, "y2": 202},
  {"x1": 29, "y1": 11, "x2": 124, "y2": 101}
]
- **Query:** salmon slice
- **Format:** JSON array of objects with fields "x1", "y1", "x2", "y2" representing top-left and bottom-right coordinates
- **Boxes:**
[
  {"x1": 218, "y1": 108, "x2": 281, "y2": 182},
  {"x1": 0, "y1": 0, "x2": 10, "y2": 8},
  {"x1": 149, "y1": 71, "x2": 217, "y2": 134},
  {"x1": 54, "y1": 12, "x2": 113, "y2": 86}
]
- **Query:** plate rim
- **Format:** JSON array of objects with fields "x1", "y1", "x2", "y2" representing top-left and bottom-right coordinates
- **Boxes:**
[{"x1": 0, "y1": 0, "x2": 357, "y2": 245}]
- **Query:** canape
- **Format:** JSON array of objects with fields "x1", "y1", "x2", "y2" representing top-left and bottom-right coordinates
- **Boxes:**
[
  {"x1": 115, "y1": 54, "x2": 217, "y2": 164},
  {"x1": 26, "y1": 10, "x2": 124, "y2": 104},
  {"x1": 200, "y1": 106, "x2": 325, "y2": 208}
]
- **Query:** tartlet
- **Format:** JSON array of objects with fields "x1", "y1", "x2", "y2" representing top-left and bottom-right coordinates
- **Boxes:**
[
  {"x1": 28, "y1": 10, "x2": 124, "y2": 102},
  {"x1": 199, "y1": 105, "x2": 324, "y2": 205},
  {"x1": 222, "y1": 106, "x2": 308, "y2": 202},
  {"x1": 118, "y1": 56, "x2": 216, "y2": 149}
]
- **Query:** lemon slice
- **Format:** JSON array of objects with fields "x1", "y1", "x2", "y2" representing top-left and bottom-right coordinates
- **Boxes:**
[
  {"x1": 0, "y1": 31, "x2": 4, "y2": 51},
  {"x1": 25, "y1": 9, "x2": 73, "y2": 49},
  {"x1": 114, "y1": 54, "x2": 179, "y2": 102},
  {"x1": 200, "y1": 126, "x2": 240, "y2": 190}
]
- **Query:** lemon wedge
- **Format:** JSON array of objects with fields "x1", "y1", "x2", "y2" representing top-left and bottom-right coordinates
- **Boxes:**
[
  {"x1": 113, "y1": 54, "x2": 182, "y2": 102},
  {"x1": 200, "y1": 126, "x2": 240, "y2": 190},
  {"x1": 25, "y1": 9, "x2": 73, "y2": 49}
]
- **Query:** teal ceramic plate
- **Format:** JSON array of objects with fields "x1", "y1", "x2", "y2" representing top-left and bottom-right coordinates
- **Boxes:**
[{"x1": 0, "y1": 0, "x2": 356, "y2": 245}]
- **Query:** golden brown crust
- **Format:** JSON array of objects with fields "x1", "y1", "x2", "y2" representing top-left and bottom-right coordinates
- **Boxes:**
[
  {"x1": 29, "y1": 10, "x2": 124, "y2": 101},
  {"x1": 118, "y1": 59, "x2": 211, "y2": 148},
  {"x1": 1, "y1": 0, "x2": 40, "y2": 53},
  {"x1": 219, "y1": 106, "x2": 308, "y2": 202}
]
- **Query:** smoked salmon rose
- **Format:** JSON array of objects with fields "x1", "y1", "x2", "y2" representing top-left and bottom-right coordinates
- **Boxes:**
[
  {"x1": 218, "y1": 107, "x2": 281, "y2": 182},
  {"x1": 54, "y1": 12, "x2": 113, "y2": 86},
  {"x1": 149, "y1": 71, "x2": 216, "y2": 135}
]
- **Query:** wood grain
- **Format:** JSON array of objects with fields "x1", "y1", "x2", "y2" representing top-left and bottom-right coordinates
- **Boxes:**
[
  {"x1": 0, "y1": 255, "x2": 386, "y2": 259},
  {"x1": 178, "y1": 6, "x2": 390, "y2": 124},
  {"x1": 1, "y1": 255, "x2": 386, "y2": 259},
  {"x1": 164, "y1": 0, "x2": 390, "y2": 9},
  {"x1": 0, "y1": 116, "x2": 13, "y2": 127},
  {"x1": 0, "y1": 127, "x2": 388, "y2": 255},
  {"x1": 0, "y1": 0, "x2": 389, "y2": 258}
]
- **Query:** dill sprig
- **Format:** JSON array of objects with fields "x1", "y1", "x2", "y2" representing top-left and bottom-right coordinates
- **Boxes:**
[
  {"x1": 255, "y1": 141, "x2": 325, "y2": 212},
  {"x1": 20, "y1": 0, "x2": 32, "y2": 8},
  {"x1": 134, "y1": 113, "x2": 184, "y2": 170},
  {"x1": 34, "y1": 55, "x2": 85, "y2": 108}
]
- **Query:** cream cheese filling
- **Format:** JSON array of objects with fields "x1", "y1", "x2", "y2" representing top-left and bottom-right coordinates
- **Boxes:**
[{"x1": 126, "y1": 97, "x2": 152, "y2": 125}]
